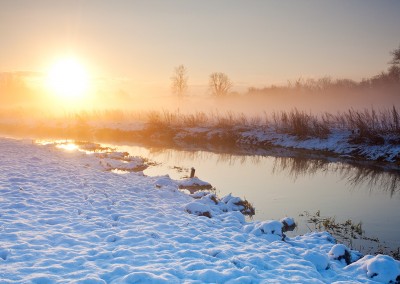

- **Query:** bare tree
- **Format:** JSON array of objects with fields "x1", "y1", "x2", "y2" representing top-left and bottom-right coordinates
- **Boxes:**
[
  {"x1": 388, "y1": 45, "x2": 400, "y2": 82},
  {"x1": 390, "y1": 44, "x2": 400, "y2": 66},
  {"x1": 208, "y1": 72, "x2": 233, "y2": 96},
  {"x1": 171, "y1": 65, "x2": 188, "y2": 97}
]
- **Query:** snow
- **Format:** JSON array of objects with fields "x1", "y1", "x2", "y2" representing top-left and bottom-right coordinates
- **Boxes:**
[
  {"x1": 244, "y1": 220, "x2": 283, "y2": 239},
  {"x1": 328, "y1": 243, "x2": 366, "y2": 267},
  {"x1": 238, "y1": 128, "x2": 400, "y2": 163},
  {"x1": 330, "y1": 244, "x2": 350, "y2": 259},
  {"x1": 184, "y1": 193, "x2": 249, "y2": 219},
  {"x1": 178, "y1": 177, "x2": 212, "y2": 189},
  {"x1": 281, "y1": 217, "x2": 295, "y2": 227},
  {"x1": 364, "y1": 255, "x2": 400, "y2": 282},
  {"x1": 302, "y1": 250, "x2": 330, "y2": 271},
  {"x1": 1, "y1": 137, "x2": 399, "y2": 283}
]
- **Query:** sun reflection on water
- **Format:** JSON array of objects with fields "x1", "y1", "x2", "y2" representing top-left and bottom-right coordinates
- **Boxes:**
[{"x1": 56, "y1": 143, "x2": 79, "y2": 151}]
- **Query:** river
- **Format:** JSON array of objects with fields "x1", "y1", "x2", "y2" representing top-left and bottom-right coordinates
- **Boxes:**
[
  {"x1": 107, "y1": 142, "x2": 400, "y2": 257},
  {"x1": 28, "y1": 136, "x2": 400, "y2": 257}
]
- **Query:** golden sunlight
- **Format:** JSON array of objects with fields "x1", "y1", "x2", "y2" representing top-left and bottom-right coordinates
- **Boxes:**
[
  {"x1": 56, "y1": 142, "x2": 79, "y2": 151},
  {"x1": 46, "y1": 57, "x2": 90, "y2": 100}
]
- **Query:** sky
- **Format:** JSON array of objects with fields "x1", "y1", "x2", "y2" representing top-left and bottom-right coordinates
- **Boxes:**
[{"x1": 1, "y1": 0, "x2": 400, "y2": 97}]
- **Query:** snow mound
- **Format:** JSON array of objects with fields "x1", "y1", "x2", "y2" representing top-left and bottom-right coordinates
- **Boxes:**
[
  {"x1": 280, "y1": 216, "x2": 296, "y2": 232},
  {"x1": 302, "y1": 250, "x2": 330, "y2": 271},
  {"x1": 364, "y1": 254, "x2": 400, "y2": 283},
  {"x1": 185, "y1": 193, "x2": 250, "y2": 219},
  {"x1": 329, "y1": 244, "x2": 352, "y2": 265},
  {"x1": 153, "y1": 175, "x2": 178, "y2": 189},
  {"x1": 178, "y1": 177, "x2": 212, "y2": 190},
  {"x1": 95, "y1": 152, "x2": 147, "y2": 172},
  {"x1": 185, "y1": 201, "x2": 213, "y2": 218},
  {"x1": 244, "y1": 220, "x2": 284, "y2": 242}
]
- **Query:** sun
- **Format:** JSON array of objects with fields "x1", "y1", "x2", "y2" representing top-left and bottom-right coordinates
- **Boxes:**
[{"x1": 46, "y1": 57, "x2": 90, "y2": 100}]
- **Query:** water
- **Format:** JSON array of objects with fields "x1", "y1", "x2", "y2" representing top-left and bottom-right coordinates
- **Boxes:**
[{"x1": 109, "y1": 143, "x2": 400, "y2": 255}]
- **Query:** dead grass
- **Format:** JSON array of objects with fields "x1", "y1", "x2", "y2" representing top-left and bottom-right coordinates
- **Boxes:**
[
  {"x1": 339, "y1": 106, "x2": 400, "y2": 144},
  {"x1": 234, "y1": 198, "x2": 255, "y2": 216},
  {"x1": 1, "y1": 106, "x2": 399, "y2": 146},
  {"x1": 272, "y1": 109, "x2": 331, "y2": 138}
]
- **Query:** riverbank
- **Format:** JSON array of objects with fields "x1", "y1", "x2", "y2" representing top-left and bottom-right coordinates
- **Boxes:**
[
  {"x1": 1, "y1": 120, "x2": 400, "y2": 169},
  {"x1": 1, "y1": 137, "x2": 399, "y2": 283},
  {"x1": 1, "y1": 107, "x2": 400, "y2": 167}
]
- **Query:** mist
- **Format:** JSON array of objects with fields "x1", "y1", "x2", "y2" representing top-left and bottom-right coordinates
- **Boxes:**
[{"x1": 1, "y1": 70, "x2": 399, "y2": 126}]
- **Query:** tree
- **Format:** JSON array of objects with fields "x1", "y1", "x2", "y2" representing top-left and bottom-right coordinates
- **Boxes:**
[
  {"x1": 208, "y1": 72, "x2": 233, "y2": 96},
  {"x1": 171, "y1": 65, "x2": 188, "y2": 97},
  {"x1": 390, "y1": 44, "x2": 400, "y2": 66},
  {"x1": 388, "y1": 44, "x2": 400, "y2": 83}
]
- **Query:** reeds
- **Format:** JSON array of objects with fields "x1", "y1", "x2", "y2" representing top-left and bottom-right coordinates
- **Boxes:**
[
  {"x1": 46, "y1": 106, "x2": 400, "y2": 143},
  {"x1": 272, "y1": 109, "x2": 330, "y2": 138},
  {"x1": 1, "y1": 106, "x2": 399, "y2": 145},
  {"x1": 347, "y1": 106, "x2": 398, "y2": 140},
  {"x1": 341, "y1": 106, "x2": 400, "y2": 137}
]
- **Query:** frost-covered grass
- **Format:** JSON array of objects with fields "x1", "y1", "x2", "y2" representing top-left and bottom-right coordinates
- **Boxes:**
[{"x1": 1, "y1": 137, "x2": 400, "y2": 283}]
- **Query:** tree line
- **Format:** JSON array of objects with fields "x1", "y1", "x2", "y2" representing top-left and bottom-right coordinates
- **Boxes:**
[
  {"x1": 171, "y1": 65, "x2": 233, "y2": 97},
  {"x1": 171, "y1": 44, "x2": 400, "y2": 97}
]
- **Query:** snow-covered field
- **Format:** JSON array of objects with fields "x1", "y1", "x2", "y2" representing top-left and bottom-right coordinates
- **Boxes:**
[{"x1": 1, "y1": 137, "x2": 399, "y2": 283}]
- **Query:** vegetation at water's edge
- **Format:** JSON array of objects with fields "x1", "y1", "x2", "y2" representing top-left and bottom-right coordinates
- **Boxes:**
[
  {"x1": 27, "y1": 105, "x2": 397, "y2": 141},
  {"x1": 301, "y1": 210, "x2": 400, "y2": 261},
  {"x1": 1, "y1": 106, "x2": 400, "y2": 166}
]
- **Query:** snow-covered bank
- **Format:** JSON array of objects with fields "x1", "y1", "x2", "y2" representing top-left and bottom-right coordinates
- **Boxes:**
[
  {"x1": 83, "y1": 120, "x2": 400, "y2": 166},
  {"x1": 238, "y1": 128, "x2": 400, "y2": 164},
  {"x1": 1, "y1": 116, "x2": 400, "y2": 166},
  {"x1": 1, "y1": 138, "x2": 400, "y2": 283},
  {"x1": 171, "y1": 127, "x2": 400, "y2": 165}
]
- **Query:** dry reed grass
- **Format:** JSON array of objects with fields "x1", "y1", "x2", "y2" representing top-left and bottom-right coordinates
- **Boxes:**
[{"x1": 2, "y1": 106, "x2": 399, "y2": 145}]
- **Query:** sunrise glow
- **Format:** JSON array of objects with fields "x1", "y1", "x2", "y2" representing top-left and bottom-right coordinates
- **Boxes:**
[{"x1": 46, "y1": 57, "x2": 90, "y2": 100}]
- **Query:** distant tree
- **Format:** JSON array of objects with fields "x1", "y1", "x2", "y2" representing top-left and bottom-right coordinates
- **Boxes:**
[
  {"x1": 208, "y1": 72, "x2": 233, "y2": 96},
  {"x1": 388, "y1": 44, "x2": 400, "y2": 83},
  {"x1": 390, "y1": 44, "x2": 400, "y2": 66},
  {"x1": 171, "y1": 65, "x2": 188, "y2": 97}
]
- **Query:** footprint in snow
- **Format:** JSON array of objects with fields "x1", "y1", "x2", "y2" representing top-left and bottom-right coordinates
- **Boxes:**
[
  {"x1": 111, "y1": 214, "x2": 122, "y2": 221},
  {"x1": 0, "y1": 248, "x2": 9, "y2": 260},
  {"x1": 149, "y1": 232, "x2": 160, "y2": 239}
]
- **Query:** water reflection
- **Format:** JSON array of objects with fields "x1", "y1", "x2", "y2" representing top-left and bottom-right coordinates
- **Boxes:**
[
  {"x1": 146, "y1": 147, "x2": 263, "y2": 167},
  {"x1": 271, "y1": 156, "x2": 400, "y2": 197},
  {"x1": 340, "y1": 166, "x2": 400, "y2": 198},
  {"x1": 271, "y1": 157, "x2": 328, "y2": 181},
  {"x1": 136, "y1": 145, "x2": 400, "y2": 198}
]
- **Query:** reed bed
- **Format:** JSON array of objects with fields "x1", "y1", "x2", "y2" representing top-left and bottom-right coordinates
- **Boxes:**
[
  {"x1": 2, "y1": 106, "x2": 399, "y2": 144},
  {"x1": 136, "y1": 106, "x2": 399, "y2": 143},
  {"x1": 58, "y1": 106, "x2": 400, "y2": 136}
]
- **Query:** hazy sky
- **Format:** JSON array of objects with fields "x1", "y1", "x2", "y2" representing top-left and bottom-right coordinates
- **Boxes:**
[{"x1": 1, "y1": 0, "x2": 400, "y2": 95}]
